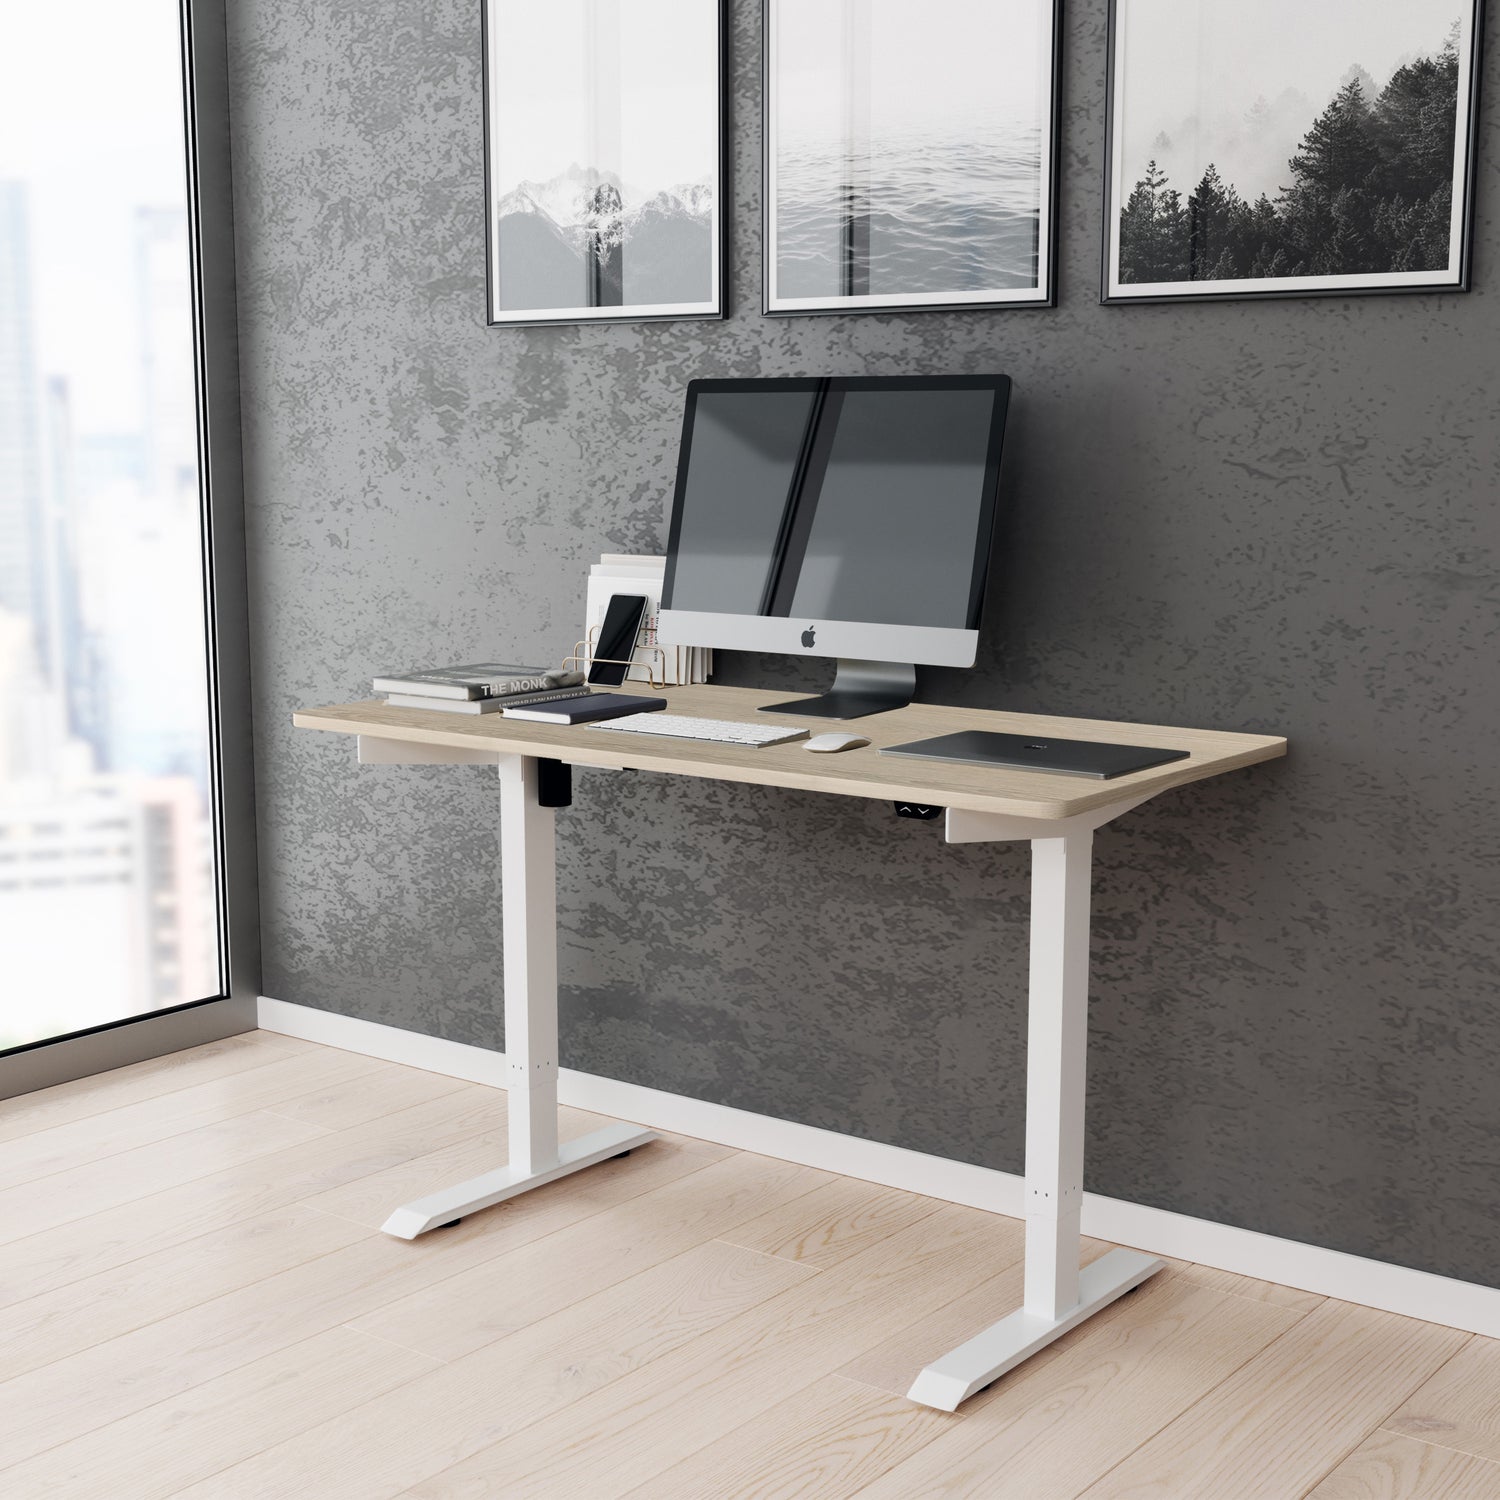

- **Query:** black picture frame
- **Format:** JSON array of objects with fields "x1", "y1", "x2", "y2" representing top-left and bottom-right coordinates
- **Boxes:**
[
  {"x1": 761, "y1": 0, "x2": 1064, "y2": 317},
  {"x1": 1101, "y1": 0, "x2": 1486, "y2": 306},
  {"x1": 482, "y1": 0, "x2": 728, "y2": 328}
]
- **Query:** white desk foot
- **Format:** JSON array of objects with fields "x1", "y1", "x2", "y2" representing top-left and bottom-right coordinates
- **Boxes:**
[
  {"x1": 906, "y1": 1248, "x2": 1165, "y2": 1411},
  {"x1": 381, "y1": 1122, "x2": 658, "y2": 1240}
]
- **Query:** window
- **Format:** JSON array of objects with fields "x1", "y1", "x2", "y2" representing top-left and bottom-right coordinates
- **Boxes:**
[{"x1": 0, "y1": 0, "x2": 250, "y2": 1055}]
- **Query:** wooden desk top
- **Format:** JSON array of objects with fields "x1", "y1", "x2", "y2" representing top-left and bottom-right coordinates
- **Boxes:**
[{"x1": 295, "y1": 685, "x2": 1285, "y2": 823}]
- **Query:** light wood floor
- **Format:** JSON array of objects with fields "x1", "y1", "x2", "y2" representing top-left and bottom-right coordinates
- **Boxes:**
[{"x1": 0, "y1": 1032, "x2": 1494, "y2": 1499}]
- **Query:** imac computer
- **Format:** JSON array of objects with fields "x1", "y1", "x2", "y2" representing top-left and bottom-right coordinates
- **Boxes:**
[{"x1": 658, "y1": 375, "x2": 1011, "y2": 719}]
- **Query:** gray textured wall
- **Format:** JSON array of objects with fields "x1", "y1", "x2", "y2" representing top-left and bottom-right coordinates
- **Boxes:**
[{"x1": 228, "y1": 1, "x2": 1500, "y2": 1283}]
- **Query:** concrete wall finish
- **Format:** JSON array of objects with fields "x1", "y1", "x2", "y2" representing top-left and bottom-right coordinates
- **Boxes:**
[{"x1": 227, "y1": 1, "x2": 1500, "y2": 1283}]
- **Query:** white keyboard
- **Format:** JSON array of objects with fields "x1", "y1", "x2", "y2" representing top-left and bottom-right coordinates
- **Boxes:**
[{"x1": 590, "y1": 714, "x2": 810, "y2": 748}]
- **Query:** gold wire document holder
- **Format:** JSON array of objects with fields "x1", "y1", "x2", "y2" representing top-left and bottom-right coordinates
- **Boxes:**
[{"x1": 565, "y1": 624, "x2": 669, "y2": 691}]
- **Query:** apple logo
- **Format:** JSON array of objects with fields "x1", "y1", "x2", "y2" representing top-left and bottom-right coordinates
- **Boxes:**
[{"x1": 800, "y1": 626, "x2": 816, "y2": 648}]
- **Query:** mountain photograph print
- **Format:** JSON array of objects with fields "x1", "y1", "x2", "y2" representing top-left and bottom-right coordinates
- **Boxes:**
[
  {"x1": 484, "y1": 0, "x2": 724, "y2": 326},
  {"x1": 1103, "y1": 0, "x2": 1483, "y2": 303},
  {"x1": 764, "y1": 0, "x2": 1061, "y2": 315}
]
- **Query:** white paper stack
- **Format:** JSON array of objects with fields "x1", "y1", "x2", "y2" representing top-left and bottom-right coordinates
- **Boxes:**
[{"x1": 584, "y1": 554, "x2": 710, "y2": 687}]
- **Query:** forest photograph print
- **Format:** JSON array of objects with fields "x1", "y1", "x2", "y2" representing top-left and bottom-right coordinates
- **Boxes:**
[{"x1": 1104, "y1": 0, "x2": 1483, "y2": 302}]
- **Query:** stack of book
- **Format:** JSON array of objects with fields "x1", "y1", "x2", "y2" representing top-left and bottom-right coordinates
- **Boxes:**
[
  {"x1": 585, "y1": 554, "x2": 710, "y2": 687},
  {"x1": 372, "y1": 663, "x2": 588, "y2": 715}
]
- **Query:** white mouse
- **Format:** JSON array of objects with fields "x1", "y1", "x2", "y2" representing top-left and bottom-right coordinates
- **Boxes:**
[{"x1": 803, "y1": 732, "x2": 871, "y2": 753}]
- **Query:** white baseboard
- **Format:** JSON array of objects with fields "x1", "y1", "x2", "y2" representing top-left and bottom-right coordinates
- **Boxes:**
[
  {"x1": 257, "y1": 998, "x2": 513, "y2": 1089},
  {"x1": 257, "y1": 995, "x2": 1500, "y2": 1339}
]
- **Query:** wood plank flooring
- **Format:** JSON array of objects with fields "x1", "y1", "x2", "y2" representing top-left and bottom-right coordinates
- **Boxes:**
[{"x1": 0, "y1": 1033, "x2": 1491, "y2": 1499}]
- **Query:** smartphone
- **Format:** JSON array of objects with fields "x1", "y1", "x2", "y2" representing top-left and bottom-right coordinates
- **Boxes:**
[{"x1": 588, "y1": 593, "x2": 649, "y2": 687}]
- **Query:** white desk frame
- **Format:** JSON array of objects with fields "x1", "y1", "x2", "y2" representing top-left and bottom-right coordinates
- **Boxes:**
[
  {"x1": 907, "y1": 797, "x2": 1163, "y2": 1410},
  {"x1": 352, "y1": 734, "x2": 1179, "y2": 1407},
  {"x1": 362, "y1": 743, "x2": 655, "y2": 1239}
]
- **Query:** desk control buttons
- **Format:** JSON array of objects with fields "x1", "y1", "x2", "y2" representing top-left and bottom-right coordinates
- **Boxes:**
[{"x1": 895, "y1": 802, "x2": 944, "y2": 821}]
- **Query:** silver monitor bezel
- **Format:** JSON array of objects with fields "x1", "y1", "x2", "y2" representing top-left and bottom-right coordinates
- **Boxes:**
[
  {"x1": 657, "y1": 610, "x2": 978, "y2": 668},
  {"x1": 657, "y1": 375, "x2": 1008, "y2": 670}
]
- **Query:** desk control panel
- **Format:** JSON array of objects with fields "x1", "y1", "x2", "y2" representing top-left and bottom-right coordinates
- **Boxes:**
[{"x1": 895, "y1": 802, "x2": 944, "y2": 821}]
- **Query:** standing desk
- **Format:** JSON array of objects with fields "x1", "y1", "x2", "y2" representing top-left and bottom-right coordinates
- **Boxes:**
[{"x1": 295, "y1": 684, "x2": 1285, "y2": 1411}]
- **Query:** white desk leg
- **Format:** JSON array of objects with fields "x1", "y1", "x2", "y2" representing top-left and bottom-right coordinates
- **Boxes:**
[
  {"x1": 382, "y1": 756, "x2": 655, "y2": 1239},
  {"x1": 502, "y1": 753, "x2": 561, "y2": 1176},
  {"x1": 907, "y1": 831, "x2": 1163, "y2": 1411}
]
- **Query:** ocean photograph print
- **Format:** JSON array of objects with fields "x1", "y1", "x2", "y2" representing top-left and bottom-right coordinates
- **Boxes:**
[
  {"x1": 1103, "y1": 0, "x2": 1484, "y2": 304},
  {"x1": 483, "y1": 0, "x2": 725, "y2": 326},
  {"x1": 763, "y1": 0, "x2": 1062, "y2": 315}
]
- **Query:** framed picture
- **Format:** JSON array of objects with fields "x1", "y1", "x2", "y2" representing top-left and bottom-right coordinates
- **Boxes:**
[
  {"x1": 1103, "y1": 0, "x2": 1485, "y2": 304},
  {"x1": 762, "y1": 0, "x2": 1062, "y2": 316},
  {"x1": 483, "y1": 0, "x2": 726, "y2": 327}
]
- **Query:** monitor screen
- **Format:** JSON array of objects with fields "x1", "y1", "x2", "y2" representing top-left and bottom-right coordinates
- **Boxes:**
[{"x1": 662, "y1": 376, "x2": 1008, "y2": 632}]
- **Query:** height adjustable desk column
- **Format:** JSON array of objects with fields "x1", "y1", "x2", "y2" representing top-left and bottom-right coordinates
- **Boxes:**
[
  {"x1": 355, "y1": 741, "x2": 656, "y2": 1238},
  {"x1": 908, "y1": 790, "x2": 1159, "y2": 1410},
  {"x1": 295, "y1": 686, "x2": 1285, "y2": 1406}
]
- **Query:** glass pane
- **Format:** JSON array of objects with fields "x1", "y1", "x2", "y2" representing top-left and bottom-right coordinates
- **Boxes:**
[{"x1": 0, "y1": 1, "x2": 222, "y2": 1049}]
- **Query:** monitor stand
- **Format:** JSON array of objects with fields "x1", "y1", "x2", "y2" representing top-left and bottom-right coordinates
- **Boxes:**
[{"x1": 761, "y1": 660, "x2": 916, "y2": 721}]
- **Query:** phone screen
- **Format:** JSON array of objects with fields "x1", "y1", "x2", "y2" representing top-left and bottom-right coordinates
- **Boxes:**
[{"x1": 589, "y1": 594, "x2": 649, "y2": 687}]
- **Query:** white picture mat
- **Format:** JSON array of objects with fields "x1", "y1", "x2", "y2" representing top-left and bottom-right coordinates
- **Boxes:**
[{"x1": 1104, "y1": 0, "x2": 1478, "y2": 300}]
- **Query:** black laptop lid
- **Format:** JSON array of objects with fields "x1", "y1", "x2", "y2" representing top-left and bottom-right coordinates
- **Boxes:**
[{"x1": 880, "y1": 731, "x2": 1190, "y2": 780}]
